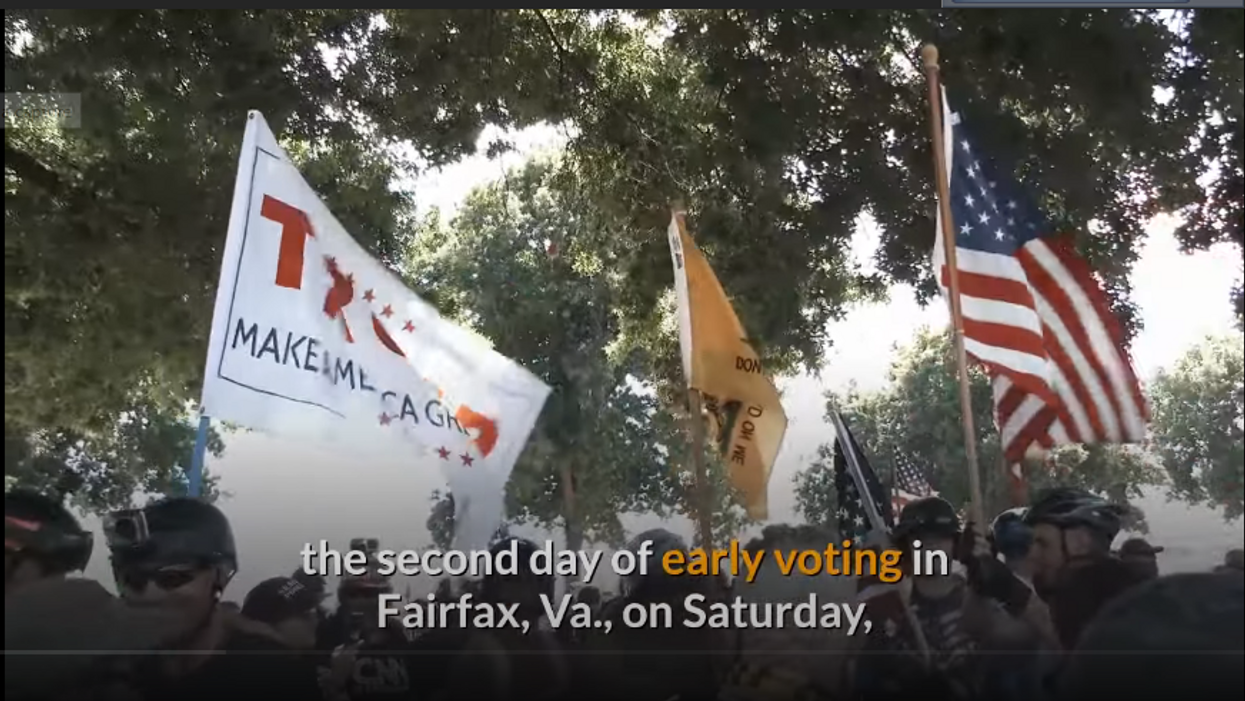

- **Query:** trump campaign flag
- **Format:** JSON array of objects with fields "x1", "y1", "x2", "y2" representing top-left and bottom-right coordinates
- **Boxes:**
[
  {"x1": 931, "y1": 92, "x2": 1148, "y2": 470},
  {"x1": 668, "y1": 209, "x2": 787, "y2": 520},
  {"x1": 200, "y1": 112, "x2": 551, "y2": 552}
]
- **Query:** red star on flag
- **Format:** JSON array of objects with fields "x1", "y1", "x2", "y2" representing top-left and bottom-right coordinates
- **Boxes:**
[
  {"x1": 460, "y1": 453, "x2": 474, "y2": 467},
  {"x1": 363, "y1": 289, "x2": 375, "y2": 302},
  {"x1": 378, "y1": 412, "x2": 391, "y2": 426},
  {"x1": 381, "y1": 304, "x2": 393, "y2": 318},
  {"x1": 403, "y1": 320, "x2": 414, "y2": 332},
  {"x1": 436, "y1": 447, "x2": 450, "y2": 460}
]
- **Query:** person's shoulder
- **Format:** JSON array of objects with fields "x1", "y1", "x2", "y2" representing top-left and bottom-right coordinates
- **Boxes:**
[{"x1": 1083, "y1": 556, "x2": 1144, "y2": 591}]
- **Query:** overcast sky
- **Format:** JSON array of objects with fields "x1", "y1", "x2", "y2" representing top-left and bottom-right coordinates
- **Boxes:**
[{"x1": 77, "y1": 123, "x2": 1243, "y2": 597}]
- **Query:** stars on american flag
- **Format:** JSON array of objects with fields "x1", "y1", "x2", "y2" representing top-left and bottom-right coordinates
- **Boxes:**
[
  {"x1": 947, "y1": 114, "x2": 1040, "y2": 255},
  {"x1": 939, "y1": 97, "x2": 1148, "y2": 469},
  {"x1": 890, "y1": 453, "x2": 936, "y2": 516},
  {"x1": 831, "y1": 418, "x2": 894, "y2": 544},
  {"x1": 895, "y1": 453, "x2": 935, "y2": 497}
]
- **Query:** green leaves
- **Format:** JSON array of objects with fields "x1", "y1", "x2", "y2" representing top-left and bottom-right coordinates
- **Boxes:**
[
  {"x1": 4, "y1": 403, "x2": 225, "y2": 513},
  {"x1": 409, "y1": 160, "x2": 686, "y2": 547},
  {"x1": 6, "y1": 9, "x2": 1240, "y2": 516},
  {"x1": 1150, "y1": 335, "x2": 1245, "y2": 520}
]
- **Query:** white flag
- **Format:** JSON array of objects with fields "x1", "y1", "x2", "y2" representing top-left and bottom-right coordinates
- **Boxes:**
[{"x1": 201, "y1": 111, "x2": 551, "y2": 554}]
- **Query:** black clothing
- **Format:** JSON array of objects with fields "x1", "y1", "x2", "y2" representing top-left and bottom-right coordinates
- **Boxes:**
[
  {"x1": 133, "y1": 630, "x2": 321, "y2": 701},
  {"x1": 1047, "y1": 557, "x2": 1143, "y2": 648}
]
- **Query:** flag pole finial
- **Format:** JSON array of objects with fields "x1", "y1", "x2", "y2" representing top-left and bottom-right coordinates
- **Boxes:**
[{"x1": 921, "y1": 44, "x2": 939, "y2": 70}]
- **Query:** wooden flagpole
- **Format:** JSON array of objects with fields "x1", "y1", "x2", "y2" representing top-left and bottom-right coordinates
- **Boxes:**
[
  {"x1": 671, "y1": 200, "x2": 717, "y2": 551},
  {"x1": 921, "y1": 45, "x2": 987, "y2": 529},
  {"x1": 687, "y1": 388, "x2": 716, "y2": 551}
]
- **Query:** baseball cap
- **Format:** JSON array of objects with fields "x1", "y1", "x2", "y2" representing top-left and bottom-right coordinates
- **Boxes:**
[
  {"x1": 1223, "y1": 549, "x2": 1244, "y2": 571},
  {"x1": 1118, "y1": 537, "x2": 1164, "y2": 558},
  {"x1": 241, "y1": 577, "x2": 320, "y2": 625},
  {"x1": 5, "y1": 578, "x2": 182, "y2": 696}
]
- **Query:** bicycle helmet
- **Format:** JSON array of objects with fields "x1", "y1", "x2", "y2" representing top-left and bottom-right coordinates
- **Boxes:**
[{"x1": 1024, "y1": 487, "x2": 1128, "y2": 541}]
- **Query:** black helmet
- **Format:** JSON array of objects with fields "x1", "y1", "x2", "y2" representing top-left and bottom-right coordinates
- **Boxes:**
[
  {"x1": 1024, "y1": 488, "x2": 1128, "y2": 540},
  {"x1": 104, "y1": 497, "x2": 236, "y2": 573},
  {"x1": 894, "y1": 497, "x2": 961, "y2": 541},
  {"x1": 482, "y1": 536, "x2": 550, "y2": 601},
  {"x1": 621, "y1": 528, "x2": 687, "y2": 597},
  {"x1": 484, "y1": 536, "x2": 544, "y2": 582},
  {"x1": 5, "y1": 488, "x2": 93, "y2": 574}
]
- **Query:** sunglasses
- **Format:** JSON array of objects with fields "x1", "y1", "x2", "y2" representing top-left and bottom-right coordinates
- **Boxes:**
[{"x1": 117, "y1": 565, "x2": 201, "y2": 591}]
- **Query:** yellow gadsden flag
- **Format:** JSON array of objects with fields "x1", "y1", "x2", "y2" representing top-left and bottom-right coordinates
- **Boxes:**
[{"x1": 667, "y1": 209, "x2": 788, "y2": 519}]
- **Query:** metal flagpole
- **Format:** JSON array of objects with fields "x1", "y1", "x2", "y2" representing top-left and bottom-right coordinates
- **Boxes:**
[
  {"x1": 187, "y1": 413, "x2": 211, "y2": 499},
  {"x1": 921, "y1": 44, "x2": 987, "y2": 529}
]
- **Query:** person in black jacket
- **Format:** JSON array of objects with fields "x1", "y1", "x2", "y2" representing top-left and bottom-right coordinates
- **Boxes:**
[
  {"x1": 240, "y1": 576, "x2": 323, "y2": 650},
  {"x1": 5, "y1": 488, "x2": 93, "y2": 596},
  {"x1": 106, "y1": 498, "x2": 320, "y2": 701},
  {"x1": 1023, "y1": 488, "x2": 1144, "y2": 649},
  {"x1": 1059, "y1": 572, "x2": 1244, "y2": 701}
]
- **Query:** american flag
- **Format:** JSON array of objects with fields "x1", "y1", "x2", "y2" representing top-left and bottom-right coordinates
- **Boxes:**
[
  {"x1": 830, "y1": 412, "x2": 906, "y2": 621},
  {"x1": 832, "y1": 415, "x2": 893, "y2": 543},
  {"x1": 932, "y1": 94, "x2": 1148, "y2": 466},
  {"x1": 891, "y1": 452, "x2": 936, "y2": 515}
]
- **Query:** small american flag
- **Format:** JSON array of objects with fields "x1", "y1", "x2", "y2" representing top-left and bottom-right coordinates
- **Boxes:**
[
  {"x1": 932, "y1": 95, "x2": 1148, "y2": 468},
  {"x1": 831, "y1": 413, "x2": 906, "y2": 621},
  {"x1": 891, "y1": 453, "x2": 936, "y2": 515}
]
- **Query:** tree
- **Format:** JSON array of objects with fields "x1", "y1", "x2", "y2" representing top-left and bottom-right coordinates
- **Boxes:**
[
  {"x1": 793, "y1": 327, "x2": 1165, "y2": 526},
  {"x1": 552, "y1": 9, "x2": 1243, "y2": 357},
  {"x1": 408, "y1": 161, "x2": 691, "y2": 549},
  {"x1": 793, "y1": 444, "x2": 838, "y2": 529},
  {"x1": 4, "y1": 401, "x2": 225, "y2": 512},
  {"x1": 5, "y1": 11, "x2": 420, "y2": 504},
  {"x1": 8, "y1": 9, "x2": 1239, "y2": 507},
  {"x1": 1149, "y1": 335, "x2": 1245, "y2": 520},
  {"x1": 424, "y1": 490, "x2": 512, "y2": 551}
]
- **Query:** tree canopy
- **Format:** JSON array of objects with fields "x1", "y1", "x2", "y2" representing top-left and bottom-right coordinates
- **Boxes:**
[
  {"x1": 5, "y1": 9, "x2": 1241, "y2": 514},
  {"x1": 1149, "y1": 334, "x2": 1245, "y2": 519}
]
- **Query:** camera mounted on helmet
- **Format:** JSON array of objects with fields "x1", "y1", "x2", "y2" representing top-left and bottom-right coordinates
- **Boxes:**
[
  {"x1": 105, "y1": 498, "x2": 237, "y2": 589},
  {"x1": 5, "y1": 489, "x2": 93, "y2": 574},
  {"x1": 339, "y1": 537, "x2": 391, "y2": 595}
]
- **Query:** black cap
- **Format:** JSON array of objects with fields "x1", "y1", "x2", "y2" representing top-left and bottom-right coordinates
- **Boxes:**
[
  {"x1": 241, "y1": 577, "x2": 321, "y2": 625},
  {"x1": 1118, "y1": 538, "x2": 1164, "y2": 558}
]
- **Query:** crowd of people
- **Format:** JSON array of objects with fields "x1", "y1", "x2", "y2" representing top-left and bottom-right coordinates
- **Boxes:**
[{"x1": 5, "y1": 485, "x2": 1243, "y2": 701}]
